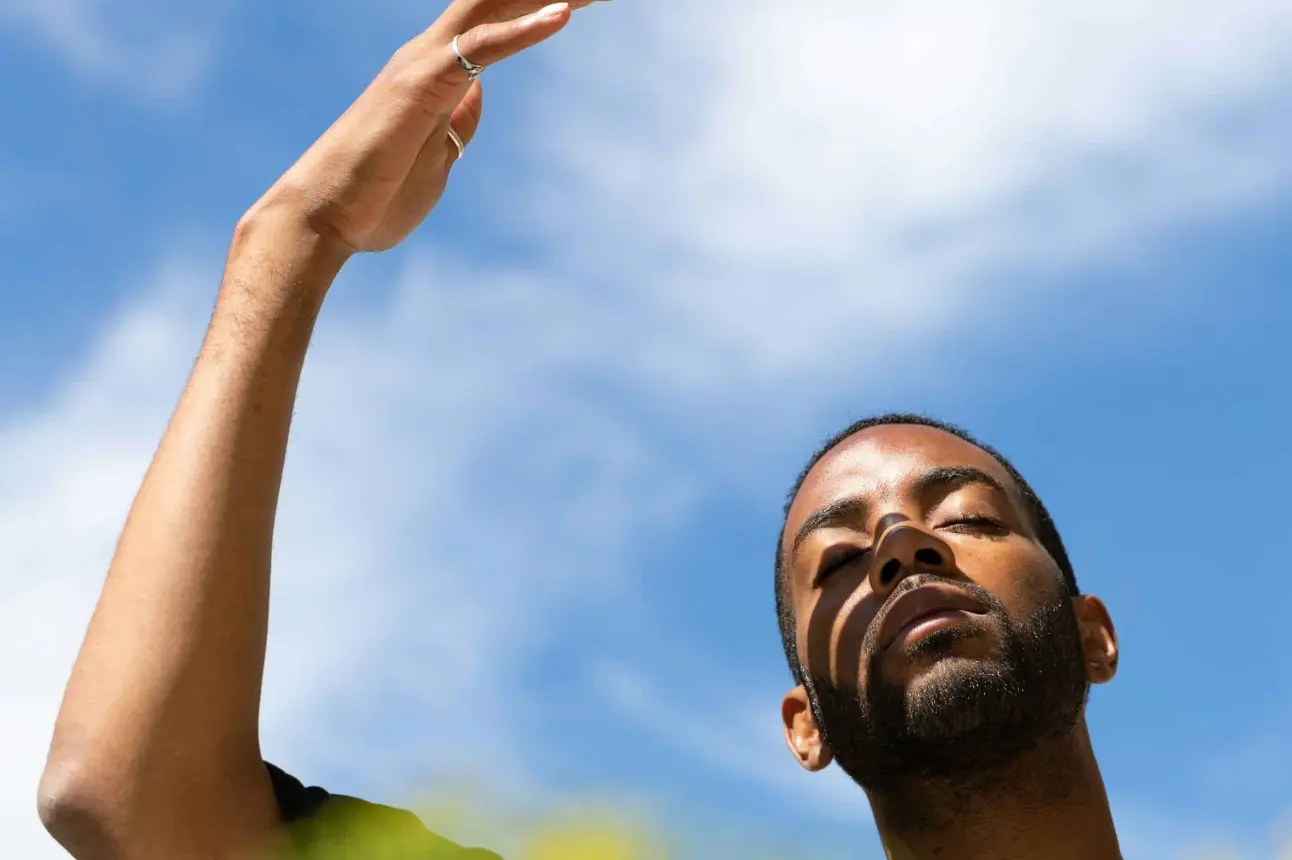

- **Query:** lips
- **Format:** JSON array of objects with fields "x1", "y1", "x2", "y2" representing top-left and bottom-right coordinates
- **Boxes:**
[{"x1": 876, "y1": 582, "x2": 987, "y2": 650}]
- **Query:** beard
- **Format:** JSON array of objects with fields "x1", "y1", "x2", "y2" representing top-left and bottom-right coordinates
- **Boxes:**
[{"x1": 808, "y1": 576, "x2": 1089, "y2": 799}]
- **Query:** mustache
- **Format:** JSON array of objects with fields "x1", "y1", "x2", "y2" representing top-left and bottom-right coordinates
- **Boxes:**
[{"x1": 804, "y1": 570, "x2": 1019, "y2": 690}]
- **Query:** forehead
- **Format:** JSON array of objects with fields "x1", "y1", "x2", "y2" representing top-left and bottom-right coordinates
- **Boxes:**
[{"x1": 783, "y1": 424, "x2": 1020, "y2": 547}]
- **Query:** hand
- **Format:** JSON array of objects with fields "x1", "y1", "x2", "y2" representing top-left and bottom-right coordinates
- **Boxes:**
[{"x1": 247, "y1": 0, "x2": 603, "y2": 256}]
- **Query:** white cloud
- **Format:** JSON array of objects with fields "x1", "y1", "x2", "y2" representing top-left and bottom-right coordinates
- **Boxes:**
[
  {"x1": 593, "y1": 661, "x2": 865, "y2": 825},
  {"x1": 516, "y1": 0, "x2": 1292, "y2": 391},
  {"x1": 259, "y1": 253, "x2": 696, "y2": 786},
  {"x1": 1111, "y1": 802, "x2": 1292, "y2": 860},
  {"x1": 0, "y1": 0, "x2": 226, "y2": 97}
]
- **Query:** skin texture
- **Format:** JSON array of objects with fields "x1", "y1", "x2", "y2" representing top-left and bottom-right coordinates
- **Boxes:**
[
  {"x1": 779, "y1": 424, "x2": 1123, "y2": 859},
  {"x1": 37, "y1": 3, "x2": 606, "y2": 859}
]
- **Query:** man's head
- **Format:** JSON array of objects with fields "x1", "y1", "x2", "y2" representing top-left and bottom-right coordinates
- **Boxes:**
[{"x1": 776, "y1": 415, "x2": 1118, "y2": 798}]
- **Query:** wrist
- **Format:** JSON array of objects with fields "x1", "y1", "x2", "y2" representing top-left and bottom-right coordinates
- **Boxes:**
[
  {"x1": 213, "y1": 204, "x2": 351, "y2": 348},
  {"x1": 229, "y1": 199, "x2": 353, "y2": 293}
]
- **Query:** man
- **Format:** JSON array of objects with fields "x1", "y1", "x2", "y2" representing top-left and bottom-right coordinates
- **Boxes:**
[{"x1": 36, "y1": 0, "x2": 1125, "y2": 857}]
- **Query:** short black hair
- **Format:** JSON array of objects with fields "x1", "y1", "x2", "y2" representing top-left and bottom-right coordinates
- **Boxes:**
[{"x1": 774, "y1": 413, "x2": 1077, "y2": 686}]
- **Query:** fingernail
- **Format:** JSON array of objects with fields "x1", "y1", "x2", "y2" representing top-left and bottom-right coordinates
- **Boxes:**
[{"x1": 534, "y1": 2, "x2": 569, "y2": 21}]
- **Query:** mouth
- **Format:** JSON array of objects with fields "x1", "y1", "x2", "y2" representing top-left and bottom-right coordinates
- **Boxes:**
[{"x1": 877, "y1": 582, "x2": 988, "y2": 651}]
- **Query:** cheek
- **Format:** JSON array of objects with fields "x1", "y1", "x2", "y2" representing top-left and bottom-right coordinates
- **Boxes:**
[
  {"x1": 797, "y1": 569, "x2": 877, "y2": 685},
  {"x1": 957, "y1": 536, "x2": 1063, "y2": 618}
]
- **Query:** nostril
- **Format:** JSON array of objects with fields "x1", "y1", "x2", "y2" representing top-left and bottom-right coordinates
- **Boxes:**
[
  {"x1": 880, "y1": 558, "x2": 901, "y2": 584},
  {"x1": 914, "y1": 548, "x2": 943, "y2": 567}
]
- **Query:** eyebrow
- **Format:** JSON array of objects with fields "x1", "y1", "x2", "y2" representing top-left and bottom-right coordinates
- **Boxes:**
[
  {"x1": 789, "y1": 497, "x2": 870, "y2": 560},
  {"x1": 912, "y1": 465, "x2": 1009, "y2": 500},
  {"x1": 788, "y1": 465, "x2": 1010, "y2": 563}
]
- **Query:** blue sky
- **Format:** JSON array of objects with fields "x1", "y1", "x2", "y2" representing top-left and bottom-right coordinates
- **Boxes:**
[{"x1": 2, "y1": 1, "x2": 1292, "y2": 857}]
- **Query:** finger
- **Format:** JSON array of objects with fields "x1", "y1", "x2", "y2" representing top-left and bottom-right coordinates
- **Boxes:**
[
  {"x1": 404, "y1": 84, "x2": 480, "y2": 194},
  {"x1": 375, "y1": 1, "x2": 571, "y2": 132},
  {"x1": 451, "y1": 2, "x2": 574, "y2": 70},
  {"x1": 450, "y1": 80, "x2": 485, "y2": 148},
  {"x1": 395, "y1": 85, "x2": 477, "y2": 224},
  {"x1": 430, "y1": 0, "x2": 604, "y2": 41},
  {"x1": 441, "y1": 81, "x2": 483, "y2": 166}
]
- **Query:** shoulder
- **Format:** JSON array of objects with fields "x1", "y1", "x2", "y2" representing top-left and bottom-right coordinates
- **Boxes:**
[{"x1": 265, "y1": 762, "x2": 501, "y2": 859}]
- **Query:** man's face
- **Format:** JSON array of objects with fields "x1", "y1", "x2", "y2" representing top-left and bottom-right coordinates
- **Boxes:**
[{"x1": 779, "y1": 424, "x2": 1118, "y2": 792}]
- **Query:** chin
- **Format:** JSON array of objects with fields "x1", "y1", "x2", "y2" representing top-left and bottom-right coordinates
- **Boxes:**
[{"x1": 905, "y1": 654, "x2": 1025, "y2": 738}]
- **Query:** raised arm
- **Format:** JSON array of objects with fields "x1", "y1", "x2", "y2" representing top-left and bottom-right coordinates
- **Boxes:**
[{"x1": 39, "y1": 4, "x2": 594, "y2": 858}]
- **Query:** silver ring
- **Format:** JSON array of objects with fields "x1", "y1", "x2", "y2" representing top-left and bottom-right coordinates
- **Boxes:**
[
  {"x1": 452, "y1": 35, "x2": 486, "y2": 81},
  {"x1": 446, "y1": 126, "x2": 465, "y2": 160}
]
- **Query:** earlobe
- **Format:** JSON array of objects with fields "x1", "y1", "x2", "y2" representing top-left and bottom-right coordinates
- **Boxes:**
[
  {"x1": 782, "y1": 686, "x2": 834, "y2": 772},
  {"x1": 1072, "y1": 595, "x2": 1119, "y2": 684}
]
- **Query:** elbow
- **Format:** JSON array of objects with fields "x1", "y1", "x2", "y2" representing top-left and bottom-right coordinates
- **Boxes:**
[{"x1": 38, "y1": 759, "x2": 119, "y2": 860}]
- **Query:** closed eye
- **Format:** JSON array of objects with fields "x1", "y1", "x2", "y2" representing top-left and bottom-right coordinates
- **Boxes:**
[
  {"x1": 814, "y1": 546, "x2": 871, "y2": 586},
  {"x1": 940, "y1": 516, "x2": 1007, "y2": 535}
]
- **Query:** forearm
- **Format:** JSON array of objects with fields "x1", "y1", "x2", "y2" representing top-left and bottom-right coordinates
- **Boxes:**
[{"x1": 41, "y1": 213, "x2": 348, "y2": 857}]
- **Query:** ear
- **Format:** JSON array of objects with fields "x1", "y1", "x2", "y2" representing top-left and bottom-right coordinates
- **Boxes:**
[
  {"x1": 1072, "y1": 595, "x2": 1118, "y2": 685},
  {"x1": 782, "y1": 685, "x2": 834, "y2": 772}
]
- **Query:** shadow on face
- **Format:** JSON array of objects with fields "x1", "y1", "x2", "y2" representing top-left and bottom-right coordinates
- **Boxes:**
[{"x1": 777, "y1": 424, "x2": 1118, "y2": 788}]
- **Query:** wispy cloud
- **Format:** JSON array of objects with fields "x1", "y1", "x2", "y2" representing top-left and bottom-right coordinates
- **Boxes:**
[
  {"x1": 1112, "y1": 801, "x2": 1292, "y2": 860},
  {"x1": 0, "y1": 0, "x2": 228, "y2": 98},
  {"x1": 260, "y1": 251, "x2": 698, "y2": 787},
  {"x1": 513, "y1": 0, "x2": 1292, "y2": 393},
  {"x1": 593, "y1": 660, "x2": 864, "y2": 824}
]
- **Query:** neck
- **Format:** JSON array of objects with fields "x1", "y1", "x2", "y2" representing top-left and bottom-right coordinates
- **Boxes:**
[{"x1": 868, "y1": 723, "x2": 1121, "y2": 860}]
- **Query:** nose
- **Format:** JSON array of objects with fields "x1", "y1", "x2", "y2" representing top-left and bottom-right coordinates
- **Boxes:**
[{"x1": 867, "y1": 519, "x2": 956, "y2": 601}]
